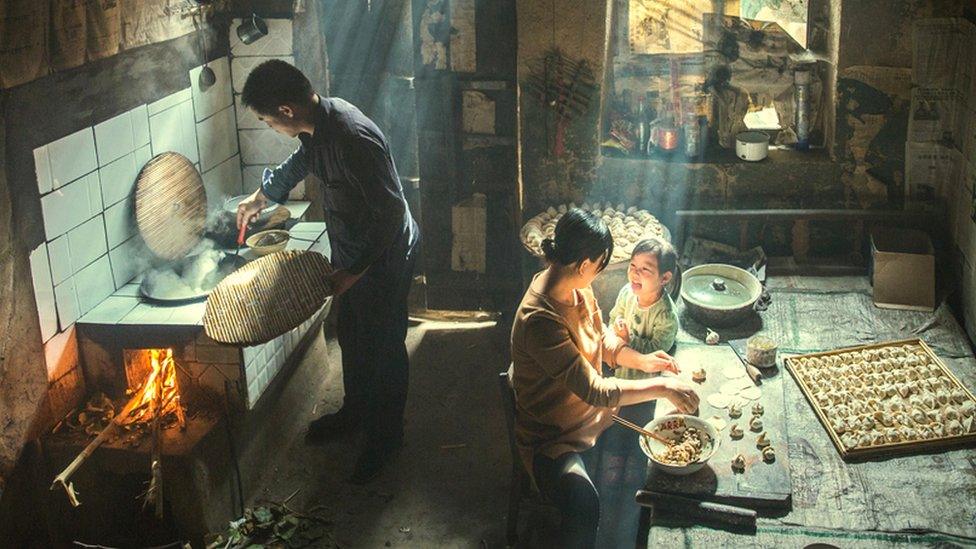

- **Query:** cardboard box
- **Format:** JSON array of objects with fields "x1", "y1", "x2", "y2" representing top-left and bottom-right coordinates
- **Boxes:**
[{"x1": 870, "y1": 228, "x2": 935, "y2": 311}]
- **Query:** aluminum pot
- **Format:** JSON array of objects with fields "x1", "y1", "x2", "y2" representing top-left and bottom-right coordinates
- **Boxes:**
[
  {"x1": 680, "y1": 264, "x2": 762, "y2": 327},
  {"x1": 735, "y1": 131, "x2": 769, "y2": 161}
]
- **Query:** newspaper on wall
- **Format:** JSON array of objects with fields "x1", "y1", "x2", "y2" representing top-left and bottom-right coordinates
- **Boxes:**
[
  {"x1": 905, "y1": 141, "x2": 962, "y2": 210},
  {"x1": 0, "y1": 0, "x2": 49, "y2": 88},
  {"x1": 910, "y1": 18, "x2": 976, "y2": 150}
]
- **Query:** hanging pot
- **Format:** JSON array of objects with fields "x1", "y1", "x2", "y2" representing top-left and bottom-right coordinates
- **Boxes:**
[{"x1": 237, "y1": 14, "x2": 268, "y2": 45}]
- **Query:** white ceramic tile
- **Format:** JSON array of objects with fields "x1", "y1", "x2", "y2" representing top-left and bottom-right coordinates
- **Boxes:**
[
  {"x1": 54, "y1": 278, "x2": 80, "y2": 330},
  {"x1": 231, "y1": 56, "x2": 294, "y2": 94},
  {"x1": 166, "y1": 302, "x2": 206, "y2": 325},
  {"x1": 202, "y1": 154, "x2": 243, "y2": 210},
  {"x1": 48, "y1": 128, "x2": 98, "y2": 190},
  {"x1": 120, "y1": 302, "x2": 173, "y2": 324},
  {"x1": 40, "y1": 172, "x2": 102, "y2": 240},
  {"x1": 231, "y1": 18, "x2": 293, "y2": 57},
  {"x1": 129, "y1": 104, "x2": 150, "y2": 147},
  {"x1": 44, "y1": 325, "x2": 78, "y2": 382},
  {"x1": 116, "y1": 282, "x2": 141, "y2": 297},
  {"x1": 34, "y1": 145, "x2": 53, "y2": 195},
  {"x1": 134, "y1": 144, "x2": 153, "y2": 169},
  {"x1": 98, "y1": 152, "x2": 139, "y2": 207},
  {"x1": 147, "y1": 88, "x2": 192, "y2": 116},
  {"x1": 104, "y1": 198, "x2": 136, "y2": 248},
  {"x1": 239, "y1": 128, "x2": 299, "y2": 165},
  {"x1": 73, "y1": 255, "x2": 114, "y2": 316},
  {"x1": 109, "y1": 237, "x2": 149, "y2": 289},
  {"x1": 47, "y1": 235, "x2": 72, "y2": 285},
  {"x1": 79, "y1": 295, "x2": 141, "y2": 324},
  {"x1": 190, "y1": 57, "x2": 233, "y2": 122},
  {"x1": 234, "y1": 99, "x2": 264, "y2": 129},
  {"x1": 196, "y1": 106, "x2": 238, "y2": 172},
  {"x1": 94, "y1": 111, "x2": 134, "y2": 167},
  {"x1": 67, "y1": 215, "x2": 108, "y2": 274},
  {"x1": 29, "y1": 244, "x2": 58, "y2": 342},
  {"x1": 149, "y1": 102, "x2": 200, "y2": 164},
  {"x1": 241, "y1": 164, "x2": 272, "y2": 193}
]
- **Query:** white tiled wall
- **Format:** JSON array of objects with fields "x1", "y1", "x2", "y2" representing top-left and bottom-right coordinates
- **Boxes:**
[
  {"x1": 29, "y1": 56, "x2": 244, "y2": 379},
  {"x1": 243, "y1": 311, "x2": 323, "y2": 408},
  {"x1": 229, "y1": 18, "x2": 304, "y2": 200}
]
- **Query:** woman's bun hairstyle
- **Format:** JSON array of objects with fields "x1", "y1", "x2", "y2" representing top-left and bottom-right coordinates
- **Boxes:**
[{"x1": 544, "y1": 208, "x2": 613, "y2": 271}]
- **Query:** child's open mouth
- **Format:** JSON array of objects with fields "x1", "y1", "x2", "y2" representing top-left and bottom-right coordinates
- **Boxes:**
[{"x1": 631, "y1": 281, "x2": 642, "y2": 292}]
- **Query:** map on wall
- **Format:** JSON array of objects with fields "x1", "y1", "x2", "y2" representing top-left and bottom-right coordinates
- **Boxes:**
[
  {"x1": 740, "y1": 0, "x2": 808, "y2": 48},
  {"x1": 629, "y1": 0, "x2": 715, "y2": 54}
]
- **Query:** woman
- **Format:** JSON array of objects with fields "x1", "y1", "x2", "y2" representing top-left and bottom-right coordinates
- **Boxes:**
[{"x1": 510, "y1": 209, "x2": 699, "y2": 548}]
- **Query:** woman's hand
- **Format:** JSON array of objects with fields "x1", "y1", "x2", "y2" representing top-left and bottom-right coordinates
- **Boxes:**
[
  {"x1": 659, "y1": 377, "x2": 699, "y2": 413},
  {"x1": 638, "y1": 350, "x2": 679, "y2": 374},
  {"x1": 612, "y1": 317, "x2": 629, "y2": 343}
]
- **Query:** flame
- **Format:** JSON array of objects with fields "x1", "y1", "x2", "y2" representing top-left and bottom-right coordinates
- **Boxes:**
[{"x1": 121, "y1": 349, "x2": 185, "y2": 428}]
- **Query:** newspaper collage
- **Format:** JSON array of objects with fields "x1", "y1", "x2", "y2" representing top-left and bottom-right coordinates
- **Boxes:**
[{"x1": 906, "y1": 18, "x2": 976, "y2": 215}]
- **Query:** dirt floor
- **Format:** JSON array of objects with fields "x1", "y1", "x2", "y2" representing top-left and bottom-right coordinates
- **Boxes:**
[{"x1": 240, "y1": 315, "x2": 514, "y2": 548}]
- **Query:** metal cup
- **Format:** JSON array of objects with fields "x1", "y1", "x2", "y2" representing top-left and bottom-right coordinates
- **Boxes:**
[{"x1": 237, "y1": 14, "x2": 268, "y2": 45}]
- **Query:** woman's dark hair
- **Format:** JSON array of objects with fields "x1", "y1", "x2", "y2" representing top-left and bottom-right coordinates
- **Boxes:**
[
  {"x1": 241, "y1": 59, "x2": 313, "y2": 115},
  {"x1": 631, "y1": 237, "x2": 677, "y2": 275},
  {"x1": 541, "y1": 208, "x2": 613, "y2": 271}
]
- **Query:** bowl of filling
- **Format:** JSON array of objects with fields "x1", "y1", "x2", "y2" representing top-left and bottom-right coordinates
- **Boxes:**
[
  {"x1": 638, "y1": 414, "x2": 719, "y2": 475},
  {"x1": 246, "y1": 229, "x2": 290, "y2": 256}
]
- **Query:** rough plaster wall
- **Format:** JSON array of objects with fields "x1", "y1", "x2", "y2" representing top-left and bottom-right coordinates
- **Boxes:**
[
  {"x1": 838, "y1": 0, "x2": 963, "y2": 71},
  {"x1": 516, "y1": 0, "x2": 609, "y2": 213},
  {"x1": 0, "y1": 92, "x2": 48, "y2": 495}
]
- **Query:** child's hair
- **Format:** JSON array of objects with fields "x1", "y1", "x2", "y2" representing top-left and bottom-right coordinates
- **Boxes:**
[
  {"x1": 541, "y1": 209, "x2": 614, "y2": 272},
  {"x1": 631, "y1": 237, "x2": 677, "y2": 275}
]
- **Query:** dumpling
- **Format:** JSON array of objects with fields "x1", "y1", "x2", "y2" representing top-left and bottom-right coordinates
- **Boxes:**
[
  {"x1": 731, "y1": 454, "x2": 746, "y2": 472},
  {"x1": 910, "y1": 408, "x2": 928, "y2": 424},
  {"x1": 749, "y1": 417, "x2": 764, "y2": 432},
  {"x1": 761, "y1": 446, "x2": 776, "y2": 462},
  {"x1": 943, "y1": 406, "x2": 960, "y2": 422},
  {"x1": 884, "y1": 428, "x2": 901, "y2": 443},
  {"x1": 840, "y1": 433, "x2": 858, "y2": 450},
  {"x1": 947, "y1": 420, "x2": 965, "y2": 436}
]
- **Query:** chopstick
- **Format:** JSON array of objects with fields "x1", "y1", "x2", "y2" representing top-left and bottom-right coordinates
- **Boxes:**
[{"x1": 612, "y1": 414, "x2": 670, "y2": 445}]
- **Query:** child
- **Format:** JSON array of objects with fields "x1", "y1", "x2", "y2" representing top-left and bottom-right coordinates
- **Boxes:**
[
  {"x1": 591, "y1": 237, "x2": 681, "y2": 546},
  {"x1": 608, "y1": 236, "x2": 680, "y2": 379}
]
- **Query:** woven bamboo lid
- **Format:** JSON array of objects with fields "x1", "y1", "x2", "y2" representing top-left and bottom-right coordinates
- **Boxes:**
[
  {"x1": 135, "y1": 152, "x2": 207, "y2": 260},
  {"x1": 203, "y1": 250, "x2": 334, "y2": 345}
]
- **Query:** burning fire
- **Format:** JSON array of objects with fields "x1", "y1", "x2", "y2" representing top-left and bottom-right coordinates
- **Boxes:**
[{"x1": 122, "y1": 348, "x2": 186, "y2": 429}]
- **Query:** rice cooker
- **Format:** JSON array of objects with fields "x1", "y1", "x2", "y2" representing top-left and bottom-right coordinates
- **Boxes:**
[{"x1": 735, "y1": 131, "x2": 770, "y2": 162}]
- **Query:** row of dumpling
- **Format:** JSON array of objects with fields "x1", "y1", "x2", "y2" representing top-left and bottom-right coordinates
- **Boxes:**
[
  {"x1": 804, "y1": 373, "x2": 955, "y2": 400},
  {"x1": 831, "y1": 401, "x2": 974, "y2": 433},
  {"x1": 794, "y1": 345, "x2": 927, "y2": 368},
  {"x1": 803, "y1": 366, "x2": 943, "y2": 388},
  {"x1": 839, "y1": 419, "x2": 972, "y2": 450}
]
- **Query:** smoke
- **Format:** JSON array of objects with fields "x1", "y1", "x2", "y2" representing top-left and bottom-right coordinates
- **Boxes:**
[{"x1": 141, "y1": 240, "x2": 233, "y2": 300}]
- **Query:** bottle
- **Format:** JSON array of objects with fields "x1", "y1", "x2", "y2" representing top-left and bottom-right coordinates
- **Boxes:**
[
  {"x1": 637, "y1": 97, "x2": 648, "y2": 156},
  {"x1": 794, "y1": 68, "x2": 811, "y2": 151}
]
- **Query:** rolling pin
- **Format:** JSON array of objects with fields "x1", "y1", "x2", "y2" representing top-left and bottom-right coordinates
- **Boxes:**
[{"x1": 634, "y1": 490, "x2": 757, "y2": 526}]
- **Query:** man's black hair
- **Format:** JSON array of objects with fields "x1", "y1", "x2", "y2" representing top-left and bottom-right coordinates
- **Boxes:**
[{"x1": 241, "y1": 59, "x2": 313, "y2": 115}]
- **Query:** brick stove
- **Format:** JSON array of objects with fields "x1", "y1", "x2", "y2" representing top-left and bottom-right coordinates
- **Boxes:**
[{"x1": 41, "y1": 221, "x2": 333, "y2": 545}]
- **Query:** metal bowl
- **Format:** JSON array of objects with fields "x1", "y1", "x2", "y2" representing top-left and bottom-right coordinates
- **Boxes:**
[
  {"x1": 638, "y1": 414, "x2": 719, "y2": 476},
  {"x1": 246, "y1": 229, "x2": 290, "y2": 256},
  {"x1": 680, "y1": 263, "x2": 762, "y2": 327}
]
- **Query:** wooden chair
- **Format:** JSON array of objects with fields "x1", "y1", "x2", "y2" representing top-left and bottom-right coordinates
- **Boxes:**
[{"x1": 498, "y1": 371, "x2": 559, "y2": 547}]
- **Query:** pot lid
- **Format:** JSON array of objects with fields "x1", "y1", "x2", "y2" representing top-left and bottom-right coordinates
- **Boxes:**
[
  {"x1": 135, "y1": 152, "x2": 207, "y2": 261},
  {"x1": 736, "y1": 131, "x2": 770, "y2": 144},
  {"x1": 204, "y1": 250, "x2": 334, "y2": 345},
  {"x1": 681, "y1": 264, "x2": 761, "y2": 309}
]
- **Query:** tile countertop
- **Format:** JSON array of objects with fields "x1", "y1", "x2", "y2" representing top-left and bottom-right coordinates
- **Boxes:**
[{"x1": 78, "y1": 208, "x2": 330, "y2": 328}]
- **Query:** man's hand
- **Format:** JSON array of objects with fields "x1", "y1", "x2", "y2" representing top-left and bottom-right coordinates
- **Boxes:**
[
  {"x1": 236, "y1": 189, "x2": 269, "y2": 230},
  {"x1": 612, "y1": 317, "x2": 629, "y2": 343},
  {"x1": 659, "y1": 377, "x2": 700, "y2": 414},
  {"x1": 638, "y1": 350, "x2": 680, "y2": 375},
  {"x1": 327, "y1": 269, "x2": 364, "y2": 296}
]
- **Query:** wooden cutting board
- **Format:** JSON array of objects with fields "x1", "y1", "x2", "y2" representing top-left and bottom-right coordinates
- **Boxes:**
[{"x1": 645, "y1": 344, "x2": 792, "y2": 510}]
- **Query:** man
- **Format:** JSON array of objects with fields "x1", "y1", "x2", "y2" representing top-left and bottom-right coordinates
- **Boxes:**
[{"x1": 237, "y1": 60, "x2": 419, "y2": 483}]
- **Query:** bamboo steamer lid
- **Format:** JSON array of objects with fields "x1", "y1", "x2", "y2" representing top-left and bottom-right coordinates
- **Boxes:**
[
  {"x1": 135, "y1": 152, "x2": 207, "y2": 260},
  {"x1": 204, "y1": 250, "x2": 334, "y2": 345}
]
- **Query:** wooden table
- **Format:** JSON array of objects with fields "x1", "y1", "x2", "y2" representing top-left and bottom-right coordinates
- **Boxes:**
[
  {"x1": 638, "y1": 276, "x2": 976, "y2": 547},
  {"x1": 646, "y1": 344, "x2": 792, "y2": 510}
]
